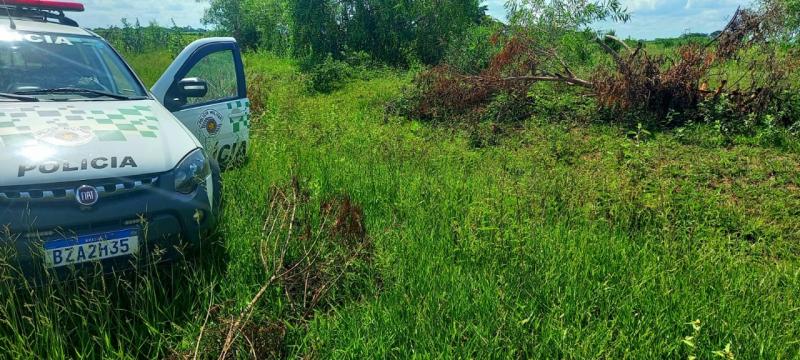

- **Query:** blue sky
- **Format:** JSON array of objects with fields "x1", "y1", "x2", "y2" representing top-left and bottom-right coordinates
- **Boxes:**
[
  {"x1": 484, "y1": 0, "x2": 752, "y2": 39},
  {"x1": 72, "y1": 0, "x2": 752, "y2": 39},
  {"x1": 71, "y1": 0, "x2": 208, "y2": 29}
]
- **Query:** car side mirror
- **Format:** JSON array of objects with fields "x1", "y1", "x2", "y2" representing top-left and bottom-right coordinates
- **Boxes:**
[{"x1": 177, "y1": 77, "x2": 208, "y2": 98}]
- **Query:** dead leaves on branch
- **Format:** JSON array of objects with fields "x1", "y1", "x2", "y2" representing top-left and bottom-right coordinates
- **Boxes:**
[
  {"x1": 402, "y1": 3, "x2": 797, "y2": 125},
  {"x1": 592, "y1": 43, "x2": 715, "y2": 118},
  {"x1": 184, "y1": 178, "x2": 376, "y2": 360},
  {"x1": 403, "y1": 35, "x2": 591, "y2": 123},
  {"x1": 593, "y1": 5, "x2": 796, "y2": 120}
]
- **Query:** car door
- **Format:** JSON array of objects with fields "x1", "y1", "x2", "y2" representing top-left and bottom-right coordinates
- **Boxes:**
[{"x1": 151, "y1": 37, "x2": 250, "y2": 169}]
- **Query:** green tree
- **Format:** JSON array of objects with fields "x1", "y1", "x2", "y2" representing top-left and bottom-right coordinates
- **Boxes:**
[
  {"x1": 500, "y1": 0, "x2": 630, "y2": 79},
  {"x1": 769, "y1": 0, "x2": 800, "y2": 36},
  {"x1": 301, "y1": 0, "x2": 485, "y2": 65},
  {"x1": 200, "y1": 0, "x2": 260, "y2": 48},
  {"x1": 411, "y1": 0, "x2": 486, "y2": 64},
  {"x1": 201, "y1": 0, "x2": 486, "y2": 65},
  {"x1": 505, "y1": 0, "x2": 629, "y2": 37},
  {"x1": 248, "y1": 0, "x2": 294, "y2": 55},
  {"x1": 292, "y1": 0, "x2": 341, "y2": 59}
]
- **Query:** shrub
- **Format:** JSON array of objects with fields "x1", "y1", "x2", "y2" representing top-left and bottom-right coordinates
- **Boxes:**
[
  {"x1": 305, "y1": 54, "x2": 353, "y2": 93},
  {"x1": 443, "y1": 24, "x2": 505, "y2": 75},
  {"x1": 398, "y1": 3, "x2": 799, "y2": 138},
  {"x1": 95, "y1": 19, "x2": 197, "y2": 56}
]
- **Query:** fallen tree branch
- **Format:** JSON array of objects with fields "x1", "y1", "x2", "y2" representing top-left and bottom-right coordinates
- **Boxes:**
[
  {"x1": 595, "y1": 37, "x2": 630, "y2": 75},
  {"x1": 461, "y1": 74, "x2": 594, "y2": 89},
  {"x1": 706, "y1": 6, "x2": 742, "y2": 48},
  {"x1": 604, "y1": 35, "x2": 633, "y2": 54},
  {"x1": 497, "y1": 75, "x2": 594, "y2": 88}
]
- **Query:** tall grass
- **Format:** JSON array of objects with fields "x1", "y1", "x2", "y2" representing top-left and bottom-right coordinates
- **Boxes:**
[{"x1": 0, "y1": 53, "x2": 797, "y2": 358}]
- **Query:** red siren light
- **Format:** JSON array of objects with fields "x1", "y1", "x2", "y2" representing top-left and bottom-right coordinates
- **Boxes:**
[{"x1": 1, "y1": 0, "x2": 85, "y2": 12}]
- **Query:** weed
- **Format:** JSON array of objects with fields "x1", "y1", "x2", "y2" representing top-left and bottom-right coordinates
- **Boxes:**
[
  {"x1": 304, "y1": 54, "x2": 353, "y2": 93},
  {"x1": 1, "y1": 52, "x2": 798, "y2": 359}
]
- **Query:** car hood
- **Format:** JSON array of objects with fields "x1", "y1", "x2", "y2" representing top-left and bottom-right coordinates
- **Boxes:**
[{"x1": 0, "y1": 100, "x2": 199, "y2": 187}]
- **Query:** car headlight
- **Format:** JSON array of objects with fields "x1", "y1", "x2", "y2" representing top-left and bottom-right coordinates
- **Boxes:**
[{"x1": 174, "y1": 148, "x2": 211, "y2": 194}]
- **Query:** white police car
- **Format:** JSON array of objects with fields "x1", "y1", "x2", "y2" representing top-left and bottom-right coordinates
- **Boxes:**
[{"x1": 0, "y1": 0, "x2": 250, "y2": 274}]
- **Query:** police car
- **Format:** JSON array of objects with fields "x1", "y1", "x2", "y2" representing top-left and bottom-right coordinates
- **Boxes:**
[{"x1": 0, "y1": 0, "x2": 250, "y2": 274}]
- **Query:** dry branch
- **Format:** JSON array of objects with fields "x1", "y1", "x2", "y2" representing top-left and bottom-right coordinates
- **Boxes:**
[
  {"x1": 604, "y1": 35, "x2": 633, "y2": 53},
  {"x1": 400, "y1": 2, "x2": 795, "y2": 124}
]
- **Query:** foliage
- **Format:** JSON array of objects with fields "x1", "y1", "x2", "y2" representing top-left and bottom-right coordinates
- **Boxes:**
[
  {"x1": 636, "y1": 5, "x2": 797, "y2": 123},
  {"x1": 505, "y1": 0, "x2": 629, "y2": 40},
  {"x1": 2, "y1": 54, "x2": 799, "y2": 358},
  {"x1": 291, "y1": 0, "x2": 488, "y2": 65},
  {"x1": 401, "y1": 1, "x2": 800, "y2": 134},
  {"x1": 290, "y1": 0, "x2": 340, "y2": 59},
  {"x1": 124, "y1": 51, "x2": 178, "y2": 87},
  {"x1": 592, "y1": 44, "x2": 715, "y2": 121},
  {"x1": 306, "y1": 54, "x2": 353, "y2": 93},
  {"x1": 396, "y1": 33, "x2": 592, "y2": 123},
  {"x1": 202, "y1": 0, "x2": 486, "y2": 66},
  {"x1": 201, "y1": 0, "x2": 293, "y2": 53},
  {"x1": 94, "y1": 19, "x2": 198, "y2": 55},
  {"x1": 649, "y1": 34, "x2": 711, "y2": 49},
  {"x1": 201, "y1": 0, "x2": 258, "y2": 49},
  {"x1": 395, "y1": 0, "x2": 627, "y2": 123},
  {"x1": 1, "y1": 1, "x2": 798, "y2": 358},
  {"x1": 762, "y1": 0, "x2": 800, "y2": 36},
  {"x1": 443, "y1": 21, "x2": 506, "y2": 75}
]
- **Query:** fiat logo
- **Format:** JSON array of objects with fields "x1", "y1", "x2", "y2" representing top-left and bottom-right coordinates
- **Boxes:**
[{"x1": 75, "y1": 185, "x2": 99, "y2": 206}]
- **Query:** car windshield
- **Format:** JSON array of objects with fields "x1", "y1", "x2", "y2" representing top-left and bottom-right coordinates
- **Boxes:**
[{"x1": 0, "y1": 31, "x2": 147, "y2": 101}]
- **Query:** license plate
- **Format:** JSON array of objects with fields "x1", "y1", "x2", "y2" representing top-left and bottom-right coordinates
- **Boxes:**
[{"x1": 43, "y1": 229, "x2": 140, "y2": 268}]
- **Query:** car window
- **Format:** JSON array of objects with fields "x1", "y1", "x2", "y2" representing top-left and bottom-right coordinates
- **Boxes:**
[
  {"x1": 96, "y1": 48, "x2": 142, "y2": 96},
  {"x1": 0, "y1": 32, "x2": 146, "y2": 100},
  {"x1": 183, "y1": 50, "x2": 237, "y2": 105}
]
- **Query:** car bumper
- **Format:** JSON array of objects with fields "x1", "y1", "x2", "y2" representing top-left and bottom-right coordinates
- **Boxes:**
[{"x1": 0, "y1": 175, "x2": 218, "y2": 278}]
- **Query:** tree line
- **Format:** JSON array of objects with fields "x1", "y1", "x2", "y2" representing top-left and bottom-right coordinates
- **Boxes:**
[
  {"x1": 93, "y1": 18, "x2": 204, "y2": 55},
  {"x1": 200, "y1": 0, "x2": 489, "y2": 65}
]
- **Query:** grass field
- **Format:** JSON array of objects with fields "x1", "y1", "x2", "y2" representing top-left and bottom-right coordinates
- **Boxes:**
[{"x1": 0, "y1": 52, "x2": 798, "y2": 358}]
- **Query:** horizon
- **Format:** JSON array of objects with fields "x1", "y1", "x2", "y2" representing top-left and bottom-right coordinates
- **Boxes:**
[{"x1": 71, "y1": 0, "x2": 751, "y2": 40}]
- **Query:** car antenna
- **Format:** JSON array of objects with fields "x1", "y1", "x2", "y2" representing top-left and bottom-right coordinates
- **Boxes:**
[{"x1": 1, "y1": 0, "x2": 16, "y2": 30}]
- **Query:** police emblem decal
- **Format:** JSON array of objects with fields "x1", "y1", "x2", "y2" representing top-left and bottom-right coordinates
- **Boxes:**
[
  {"x1": 198, "y1": 109, "x2": 223, "y2": 137},
  {"x1": 36, "y1": 127, "x2": 95, "y2": 147}
]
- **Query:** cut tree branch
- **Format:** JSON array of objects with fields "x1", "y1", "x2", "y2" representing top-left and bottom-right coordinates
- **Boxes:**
[
  {"x1": 706, "y1": 6, "x2": 742, "y2": 48},
  {"x1": 595, "y1": 37, "x2": 630, "y2": 74},
  {"x1": 464, "y1": 74, "x2": 594, "y2": 88},
  {"x1": 503, "y1": 75, "x2": 594, "y2": 88},
  {"x1": 604, "y1": 35, "x2": 633, "y2": 54}
]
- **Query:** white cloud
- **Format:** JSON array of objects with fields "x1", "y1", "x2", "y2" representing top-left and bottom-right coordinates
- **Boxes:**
[
  {"x1": 625, "y1": 0, "x2": 664, "y2": 11},
  {"x1": 71, "y1": 0, "x2": 208, "y2": 28},
  {"x1": 486, "y1": 0, "x2": 750, "y2": 39},
  {"x1": 484, "y1": 0, "x2": 507, "y2": 19},
  {"x1": 67, "y1": 0, "x2": 751, "y2": 39},
  {"x1": 608, "y1": 0, "x2": 750, "y2": 38}
]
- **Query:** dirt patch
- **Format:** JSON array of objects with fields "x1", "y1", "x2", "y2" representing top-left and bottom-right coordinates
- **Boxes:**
[
  {"x1": 281, "y1": 194, "x2": 375, "y2": 318},
  {"x1": 169, "y1": 320, "x2": 287, "y2": 360},
  {"x1": 175, "y1": 178, "x2": 379, "y2": 359}
]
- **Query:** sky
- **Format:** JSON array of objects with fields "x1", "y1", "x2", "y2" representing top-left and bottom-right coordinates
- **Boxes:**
[
  {"x1": 71, "y1": 0, "x2": 753, "y2": 39},
  {"x1": 484, "y1": 0, "x2": 752, "y2": 39},
  {"x1": 71, "y1": 0, "x2": 208, "y2": 29}
]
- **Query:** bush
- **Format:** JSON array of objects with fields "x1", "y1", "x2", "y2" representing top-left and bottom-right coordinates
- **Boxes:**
[
  {"x1": 483, "y1": 91, "x2": 535, "y2": 123},
  {"x1": 698, "y1": 95, "x2": 744, "y2": 137},
  {"x1": 443, "y1": 23, "x2": 505, "y2": 75},
  {"x1": 95, "y1": 20, "x2": 196, "y2": 56},
  {"x1": 306, "y1": 54, "x2": 353, "y2": 93}
]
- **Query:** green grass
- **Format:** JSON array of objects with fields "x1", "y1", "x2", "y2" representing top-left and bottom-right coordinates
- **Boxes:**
[
  {"x1": 0, "y1": 53, "x2": 798, "y2": 358},
  {"x1": 124, "y1": 50, "x2": 177, "y2": 88}
]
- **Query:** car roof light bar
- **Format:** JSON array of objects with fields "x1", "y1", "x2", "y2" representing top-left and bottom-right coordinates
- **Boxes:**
[{"x1": 1, "y1": 0, "x2": 84, "y2": 12}]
